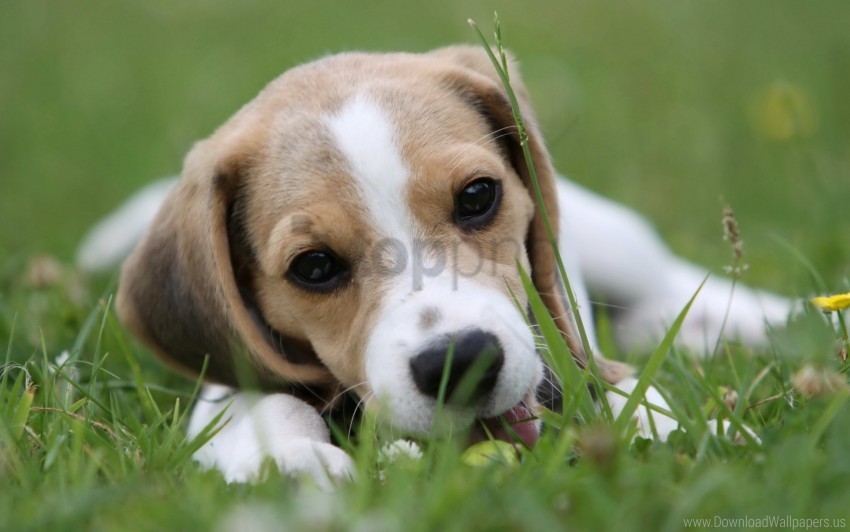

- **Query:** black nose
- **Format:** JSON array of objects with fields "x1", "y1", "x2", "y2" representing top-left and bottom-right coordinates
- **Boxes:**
[{"x1": 409, "y1": 329, "x2": 504, "y2": 403}]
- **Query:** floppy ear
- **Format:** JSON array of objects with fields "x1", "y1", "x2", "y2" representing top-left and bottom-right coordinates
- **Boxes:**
[
  {"x1": 116, "y1": 128, "x2": 335, "y2": 390},
  {"x1": 433, "y1": 45, "x2": 632, "y2": 384}
]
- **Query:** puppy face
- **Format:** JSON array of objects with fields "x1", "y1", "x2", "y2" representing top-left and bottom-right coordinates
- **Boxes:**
[
  {"x1": 255, "y1": 92, "x2": 540, "y2": 431},
  {"x1": 118, "y1": 47, "x2": 621, "y2": 438}
]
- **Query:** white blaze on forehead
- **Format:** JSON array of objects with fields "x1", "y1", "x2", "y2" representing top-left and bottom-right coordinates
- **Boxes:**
[{"x1": 326, "y1": 95, "x2": 413, "y2": 240}]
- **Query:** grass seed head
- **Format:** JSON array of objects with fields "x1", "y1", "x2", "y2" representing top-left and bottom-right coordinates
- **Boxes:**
[
  {"x1": 792, "y1": 364, "x2": 848, "y2": 398},
  {"x1": 721, "y1": 205, "x2": 749, "y2": 277}
]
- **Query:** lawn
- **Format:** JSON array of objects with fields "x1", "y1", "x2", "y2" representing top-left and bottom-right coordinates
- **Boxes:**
[{"x1": 2, "y1": 1, "x2": 849, "y2": 530}]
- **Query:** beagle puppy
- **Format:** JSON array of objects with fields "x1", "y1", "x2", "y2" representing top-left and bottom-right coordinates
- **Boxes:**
[{"x1": 79, "y1": 46, "x2": 790, "y2": 487}]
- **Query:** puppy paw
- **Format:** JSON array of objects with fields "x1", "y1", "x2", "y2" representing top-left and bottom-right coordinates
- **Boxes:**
[
  {"x1": 219, "y1": 439, "x2": 355, "y2": 490},
  {"x1": 606, "y1": 377, "x2": 680, "y2": 441},
  {"x1": 606, "y1": 378, "x2": 761, "y2": 445},
  {"x1": 709, "y1": 419, "x2": 761, "y2": 445}
]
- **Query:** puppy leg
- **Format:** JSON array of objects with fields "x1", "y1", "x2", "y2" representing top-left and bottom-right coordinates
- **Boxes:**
[
  {"x1": 188, "y1": 384, "x2": 355, "y2": 489},
  {"x1": 556, "y1": 178, "x2": 791, "y2": 353},
  {"x1": 605, "y1": 377, "x2": 759, "y2": 443}
]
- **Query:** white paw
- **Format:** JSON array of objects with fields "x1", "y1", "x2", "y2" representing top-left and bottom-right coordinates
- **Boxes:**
[
  {"x1": 709, "y1": 419, "x2": 761, "y2": 445},
  {"x1": 606, "y1": 378, "x2": 679, "y2": 441},
  {"x1": 606, "y1": 378, "x2": 760, "y2": 445},
  {"x1": 220, "y1": 438, "x2": 355, "y2": 490}
]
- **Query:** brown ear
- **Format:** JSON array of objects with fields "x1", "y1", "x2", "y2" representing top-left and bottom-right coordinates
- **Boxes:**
[
  {"x1": 433, "y1": 45, "x2": 632, "y2": 383},
  {"x1": 116, "y1": 129, "x2": 335, "y2": 389}
]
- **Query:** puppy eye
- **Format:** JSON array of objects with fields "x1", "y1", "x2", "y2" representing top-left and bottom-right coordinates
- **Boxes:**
[
  {"x1": 288, "y1": 250, "x2": 347, "y2": 291},
  {"x1": 455, "y1": 178, "x2": 501, "y2": 228}
]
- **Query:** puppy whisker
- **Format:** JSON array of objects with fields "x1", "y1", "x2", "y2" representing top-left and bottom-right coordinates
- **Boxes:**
[
  {"x1": 348, "y1": 391, "x2": 374, "y2": 440},
  {"x1": 324, "y1": 381, "x2": 370, "y2": 409}
]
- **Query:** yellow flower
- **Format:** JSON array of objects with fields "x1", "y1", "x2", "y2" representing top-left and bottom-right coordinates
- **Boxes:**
[
  {"x1": 749, "y1": 82, "x2": 817, "y2": 141},
  {"x1": 810, "y1": 292, "x2": 850, "y2": 312}
]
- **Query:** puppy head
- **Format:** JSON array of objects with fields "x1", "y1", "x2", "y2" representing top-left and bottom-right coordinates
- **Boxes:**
[{"x1": 117, "y1": 46, "x2": 630, "y2": 429}]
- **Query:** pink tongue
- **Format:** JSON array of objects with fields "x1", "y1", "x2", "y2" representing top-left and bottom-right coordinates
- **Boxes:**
[{"x1": 482, "y1": 404, "x2": 539, "y2": 447}]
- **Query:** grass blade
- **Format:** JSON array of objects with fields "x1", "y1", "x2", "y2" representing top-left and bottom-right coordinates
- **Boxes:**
[
  {"x1": 519, "y1": 263, "x2": 597, "y2": 424},
  {"x1": 11, "y1": 385, "x2": 35, "y2": 440},
  {"x1": 469, "y1": 16, "x2": 611, "y2": 418},
  {"x1": 614, "y1": 277, "x2": 706, "y2": 434}
]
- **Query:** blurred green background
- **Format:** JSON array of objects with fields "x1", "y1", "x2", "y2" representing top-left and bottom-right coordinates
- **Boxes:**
[{"x1": 2, "y1": 0, "x2": 848, "y2": 293}]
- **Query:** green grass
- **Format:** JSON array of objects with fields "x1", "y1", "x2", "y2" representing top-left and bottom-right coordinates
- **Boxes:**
[{"x1": 2, "y1": 1, "x2": 850, "y2": 530}]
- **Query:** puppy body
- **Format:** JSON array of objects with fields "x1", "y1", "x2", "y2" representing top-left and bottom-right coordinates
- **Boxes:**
[{"x1": 80, "y1": 47, "x2": 790, "y2": 485}]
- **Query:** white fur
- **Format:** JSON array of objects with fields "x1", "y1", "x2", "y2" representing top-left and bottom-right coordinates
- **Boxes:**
[
  {"x1": 188, "y1": 385, "x2": 355, "y2": 488},
  {"x1": 326, "y1": 95, "x2": 412, "y2": 242},
  {"x1": 77, "y1": 178, "x2": 178, "y2": 273}
]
